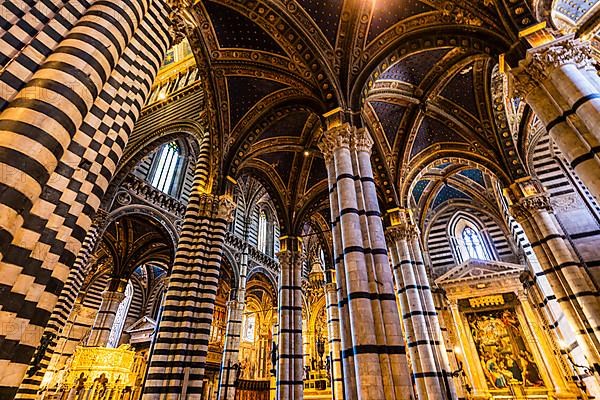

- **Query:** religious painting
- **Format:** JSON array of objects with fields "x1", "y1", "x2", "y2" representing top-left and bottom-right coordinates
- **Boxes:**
[{"x1": 466, "y1": 308, "x2": 544, "y2": 389}]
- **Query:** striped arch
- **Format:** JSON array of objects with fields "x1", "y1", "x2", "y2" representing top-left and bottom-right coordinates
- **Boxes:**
[
  {"x1": 221, "y1": 245, "x2": 241, "y2": 291},
  {"x1": 106, "y1": 205, "x2": 179, "y2": 258}
]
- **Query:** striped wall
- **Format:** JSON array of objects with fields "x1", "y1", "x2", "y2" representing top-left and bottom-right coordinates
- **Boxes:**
[
  {"x1": 426, "y1": 205, "x2": 518, "y2": 278},
  {"x1": 494, "y1": 182, "x2": 597, "y2": 387},
  {"x1": 531, "y1": 132, "x2": 600, "y2": 289},
  {"x1": 1, "y1": 1, "x2": 173, "y2": 396}
]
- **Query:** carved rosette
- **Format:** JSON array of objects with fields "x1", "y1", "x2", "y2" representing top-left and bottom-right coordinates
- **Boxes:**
[{"x1": 351, "y1": 127, "x2": 374, "y2": 154}]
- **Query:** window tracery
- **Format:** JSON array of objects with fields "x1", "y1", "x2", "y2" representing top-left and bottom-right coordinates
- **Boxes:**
[{"x1": 149, "y1": 142, "x2": 181, "y2": 196}]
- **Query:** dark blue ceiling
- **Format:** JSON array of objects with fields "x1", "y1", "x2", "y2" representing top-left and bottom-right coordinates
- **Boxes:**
[
  {"x1": 296, "y1": 0, "x2": 344, "y2": 46},
  {"x1": 367, "y1": 0, "x2": 436, "y2": 42},
  {"x1": 371, "y1": 101, "x2": 406, "y2": 146},
  {"x1": 380, "y1": 48, "x2": 449, "y2": 86},
  {"x1": 227, "y1": 76, "x2": 287, "y2": 129},
  {"x1": 205, "y1": 1, "x2": 287, "y2": 55},
  {"x1": 410, "y1": 117, "x2": 466, "y2": 158},
  {"x1": 432, "y1": 184, "x2": 470, "y2": 209}
]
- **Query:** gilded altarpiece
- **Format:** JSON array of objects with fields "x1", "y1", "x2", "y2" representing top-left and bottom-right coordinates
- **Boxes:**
[{"x1": 436, "y1": 260, "x2": 578, "y2": 400}]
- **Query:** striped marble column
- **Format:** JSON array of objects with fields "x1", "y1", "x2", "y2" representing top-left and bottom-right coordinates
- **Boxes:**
[
  {"x1": 0, "y1": 0, "x2": 172, "y2": 395},
  {"x1": 218, "y1": 299, "x2": 245, "y2": 400},
  {"x1": 276, "y1": 236, "x2": 303, "y2": 400},
  {"x1": 16, "y1": 209, "x2": 109, "y2": 397},
  {"x1": 352, "y1": 128, "x2": 412, "y2": 398},
  {"x1": 324, "y1": 279, "x2": 344, "y2": 399},
  {"x1": 386, "y1": 216, "x2": 443, "y2": 400},
  {"x1": 218, "y1": 235, "x2": 250, "y2": 400},
  {"x1": 86, "y1": 279, "x2": 128, "y2": 347},
  {"x1": 410, "y1": 234, "x2": 457, "y2": 399},
  {"x1": 507, "y1": 179, "x2": 600, "y2": 377},
  {"x1": 510, "y1": 35, "x2": 600, "y2": 202},
  {"x1": 319, "y1": 122, "x2": 411, "y2": 400},
  {"x1": 143, "y1": 180, "x2": 236, "y2": 399}
]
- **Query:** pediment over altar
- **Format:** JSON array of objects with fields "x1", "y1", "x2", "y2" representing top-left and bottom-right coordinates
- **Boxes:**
[
  {"x1": 125, "y1": 316, "x2": 156, "y2": 344},
  {"x1": 435, "y1": 259, "x2": 526, "y2": 299}
]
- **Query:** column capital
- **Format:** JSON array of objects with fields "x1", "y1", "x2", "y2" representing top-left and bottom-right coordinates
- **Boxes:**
[
  {"x1": 197, "y1": 194, "x2": 236, "y2": 222},
  {"x1": 351, "y1": 127, "x2": 374, "y2": 154},
  {"x1": 325, "y1": 282, "x2": 337, "y2": 294},
  {"x1": 216, "y1": 194, "x2": 236, "y2": 223},
  {"x1": 510, "y1": 35, "x2": 596, "y2": 98},
  {"x1": 168, "y1": 6, "x2": 191, "y2": 46},
  {"x1": 92, "y1": 208, "x2": 109, "y2": 229},
  {"x1": 100, "y1": 290, "x2": 126, "y2": 303},
  {"x1": 506, "y1": 178, "x2": 552, "y2": 221},
  {"x1": 385, "y1": 224, "x2": 418, "y2": 242},
  {"x1": 318, "y1": 123, "x2": 352, "y2": 163}
]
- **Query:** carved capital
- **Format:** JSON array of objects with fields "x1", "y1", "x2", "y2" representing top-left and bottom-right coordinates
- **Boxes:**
[
  {"x1": 510, "y1": 193, "x2": 552, "y2": 222},
  {"x1": 92, "y1": 209, "x2": 109, "y2": 229},
  {"x1": 318, "y1": 123, "x2": 352, "y2": 163},
  {"x1": 385, "y1": 224, "x2": 418, "y2": 242},
  {"x1": 530, "y1": 36, "x2": 596, "y2": 72},
  {"x1": 216, "y1": 195, "x2": 236, "y2": 223},
  {"x1": 276, "y1": 251, "x2": 294, "y2": 268},
  {"x1": 168, "y1": 10, "x2": 186, "y2": 46},
  {"x1": 351, "y1": 128, "x2": 374, "y2": 154},
  {"x1": 511, "y1": 36, "x2": 596, "y2": 98}
]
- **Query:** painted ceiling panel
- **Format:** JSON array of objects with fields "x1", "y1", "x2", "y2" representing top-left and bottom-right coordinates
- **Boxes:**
[
  {"x1": 306, "y1": 157, "x2": 328, "y2": 191},
  {"x1": 258, "y1": 151, "x2": 296, "y2": 185},
  {"x1": 459, "y1": 168, "x2": 485, "y2": 186},
  {"x1": 204, "y1": 1, "x2": 287, "y2": 55},
  {"x1": 380, "y1": 49, "x2": 449, "y2": 85},
  {"x1": 410, "y1": 117, "x2": 467, "y2": 158},
  {"x1": 367, "y1": 0, "x2": 436, "y2": 42},
  {"x1": 261, "y1": 111, "x2": 310, "y2": 140},
  {"x1": 432, "y1": 184, "x2": 471, "y2": 209},
  {"x1": 371, "y1": 101, "x2": 406, "y2": 146},
  {"x1": 296, "y1": 0, "x2": 344, "y2": 46},
  {"x1": 555, "y1": 0, "x2": 597, "y2": 22},
  {"x1": 412, "y1": 179, "x2": 430, "y2": 204},
  {"x1": 227, "y1": 76, "x2": 287, "y2": 129},
  {"x1": 441, "y1": 65, "x2": 479, "y2": 117}
]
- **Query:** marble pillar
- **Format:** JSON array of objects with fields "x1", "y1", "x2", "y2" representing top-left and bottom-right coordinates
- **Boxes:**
[
  {"x1": 507, "y1": 179, "x2": 600, "y2": 380},
  {"x1": 510, "y1": 35, "x2": 600, "y2": 202},
  {"x1": 86, "y1": 279, "x2": 128, "y2": 348}
]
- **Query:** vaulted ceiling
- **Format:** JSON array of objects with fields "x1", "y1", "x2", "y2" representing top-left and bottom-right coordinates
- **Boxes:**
[{"x1": 181, "y1": 0, "x2": 541, "y2": 234}]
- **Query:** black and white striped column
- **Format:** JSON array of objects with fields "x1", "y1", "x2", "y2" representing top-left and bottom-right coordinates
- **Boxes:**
[
  {"x1": 218, "y1": 242, "x2": 249, "y2": 400},
  {"x1": 319, "y1": 123, "x2": 412, "y2": 399},
  {"x1": 507, "y1": 180, "x2": 600, "y2": 377},
  {"x1": 324, "y1": 276, "x2": 344, "y2": 399},
  {"x1": 276, "y1": 236, "x2": 304, "y2": 400},
  {"x1": 16, "y1": 209, "x2": 109, "y2": 398},
  {"x1": 510, "y1": 35, "x2": 600, "y2": 202},
  {"x1": 143, "y1": 161, "x2": 236, "y2": 398},
  {"x1": 0, "y1": 0, "x2": 172, "y2": 395},
  {"x1": 218, "y1": 299, "x2": 245, "y2": 400},
  {"x1": 409, "y1": 234, "x2": 457, "y2": 399},
  {"x1": 386, "y1": 215, "x2": 443, "y2": 400},
  {"x1": 86, "y1": 278, "x2": 128, "y2": 347}
]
